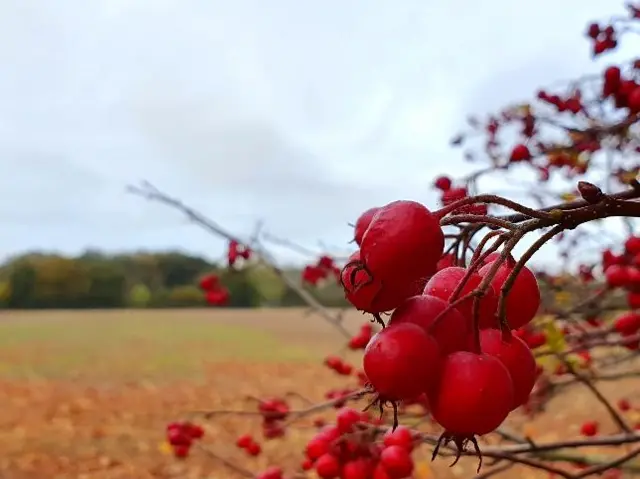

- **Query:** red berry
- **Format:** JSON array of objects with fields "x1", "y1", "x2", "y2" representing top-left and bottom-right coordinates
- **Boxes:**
[
  {"x1": 478, "y1": 260, "x2": 540, "y2": 329},
  {"x1": 305, "y1": 437, "x2": 330, "y2": 461},
  {"x1": 627, "y1": 236, "x2": 640, "y2": 255},
  {"x1": 522, "y1": 330, "x2": 546, "y2": 349},
  {"x1": 348, "y1": 325, "x2": 373, "y2": 350},
  {"x1": 336, "y1": 407, "x2": 362, "y2": 434},
  {"x1": 441, "y1": 187, "x2": 467, "y2": 205},
  {"x1": 587, "y1": 22, "x2": 600, "y2": 38},
  {"x1": 510, "y1": 144, "x2": 531, "y2": 162},
  {"x1": 186, "y1": 423, "x2": 204, "y2": 439},
  {"x1": 436, "y1": 253, "x2": 456, "y2": 270},
  {"x1": 388, "y1": 294, "x2": 471, "y2": 354},
  {"x1": 480, "y1": 329, "x2": 537, "y2": 410},
  {"x1": 382, "y1": 425, "x2": 414, "y2": 451},
  {"x1": 606, "y1": 264, "x2": 630, "y2": 288},
  {"x1": 236, "y1": 434, "x2": 253, "y2": 449},
  {"x1": 630, "y1": 87, "x2": 640, "y2": 112},
  {"x1": 373, "y1": 464, "x2": 391, "y2": 479},
  {"x1": 173, "y1": 444, "x2": 190, "y2": 458},
  {"x1": 353, "y1": 207, "x2": 380, "y2": 246},
  {"x1": 429, "y1": 352, "x2": 514, "y2": 436},
  {"x1": 263, "y1": 422, "x2": 285, "y2": 439},
  {"x1": 434, "y1": 176, "x2": 452, "y2": 191},
  {"x1": 604, "y1": 66, "x2": 621, "y2": 87},
  {"x1": 257, "y1": 466, "x2": 283, "y2": 479},
  {"x1": 198, "y1": 273, "x2": 219, "y2": 291},
  {"x1": 359, "y1": 200, "x2": 444, "y2": 285},
  {"x1": 167, "y1": 428, "x2": 192, "y2": 447},
  {"x1": 628, "y1": 267, "x2": 640, "y2": 288},
  {"x1": 363, "y1": 323, "x2": 442, "y2": 400},
  {"x1": 246, "y1": 442, "x2": 262, "y2": 456},
  {"x1": 629, "y1": 291, "x2": 640, "y2": 309},
  {"x1": 380, "y1": 445, "x2": 414, "y2": 478},
  {"x1": 205, "y1": 288, "x2": 230, "y2": 306},
  {"x1": 614, "y1": 312, "x2": 640, "y2": 335},
  {"x1": 342, "y1": 459, "x2": 374, "y2": 479},
  {"x1": 580, "y1": 421, "x2": 598, "y2": 437},
  {"x1": 618, "y1": 398, "x2": 631, "y2": 411},
  {"x1": 306, "y1": 426, "x2": 339, "y2": 460},
  {"x1": 315, "y1": 454, "x2": 341, "y2": 479},
  {"x1": 424, "y1": 267, "x2": 499, "y2": 329}
]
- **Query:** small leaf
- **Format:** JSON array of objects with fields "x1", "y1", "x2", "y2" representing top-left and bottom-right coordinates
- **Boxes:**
[
  {"x1": 414, "y1": 461, "x2": 432, "y2": 479},
  {"x1": 628, "y1": 411, "x2": 640, "y2": 423},
  {"x1": 564, "y1": 354, "x2": 581, "y2": 370},
  {"x1": 158, "y1": 441, "x2": 172, "y2": 455},
  {"x1": 543, "y1": 320, "x2": 567, "y2": 354},
  {"x1": 554, "y1": 291, "x2": 572, "y2": 308}
]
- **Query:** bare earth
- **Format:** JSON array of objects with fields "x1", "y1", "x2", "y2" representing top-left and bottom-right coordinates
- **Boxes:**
[{"x1": 0, "y1": 309, "x2": 637, "y2": 479}]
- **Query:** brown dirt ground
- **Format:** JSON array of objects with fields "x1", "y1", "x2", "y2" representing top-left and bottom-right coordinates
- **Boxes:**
[{"x1": 0, "y1": 309, "x2": 638, "y2": 479}]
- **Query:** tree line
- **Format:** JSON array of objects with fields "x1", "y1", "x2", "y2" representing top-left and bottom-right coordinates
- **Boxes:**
[{"x1": 0, "y1": 250, "x2": 351, "y2": 309}]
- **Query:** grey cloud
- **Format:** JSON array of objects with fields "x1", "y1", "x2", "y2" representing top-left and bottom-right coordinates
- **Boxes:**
[{"x1": 0, "y1": 0, "x2": 630, "y2": 264}]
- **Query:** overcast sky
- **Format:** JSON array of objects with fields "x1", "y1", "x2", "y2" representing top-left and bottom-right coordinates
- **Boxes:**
[{"x1": 0, "y1": 0, "x2": 636, "y2": 267}]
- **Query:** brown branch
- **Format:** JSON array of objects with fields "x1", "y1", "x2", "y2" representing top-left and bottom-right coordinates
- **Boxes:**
[
  {"x1": 127, "y1": 181, "x2": 353, "y2": 338},
  {"x1": 574, "y1": 446, "x2": 640, "y2": 477}
]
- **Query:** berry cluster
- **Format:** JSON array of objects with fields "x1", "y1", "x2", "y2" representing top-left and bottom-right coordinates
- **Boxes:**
[
  {"x1": 302, "y1": 409, "x2": 417, "y2": 479},
  {"x1": 432, "y1": 177, "x2": 488, "y2": 215},
  {"x1": 198, "y1": 272, "x2": 230, "y2": 306},
  {"x1": 341, "y1": 202, "x2": 541, "y2": 463},
  {"x1": 613, "y1": 310, "x2": 640, "y2": 349},
  {"x1": 586, "y1": 22, "x2": 618, "y2": 56},
  {"x1": 257, "y1": 397, "x2": 290, "y2": 439},
  {"x1": 324, "y1": 356, "x2": 355, "y2": 376},
  {"x1": 165, "y1": 421, "x2": 205, "y2": 458},
  {"x1": 228, "y1": 239, "x2": 252, "y2": 267},
  {"x1": 450, "y1": 6, "x2": 640, "y2": 189},
  {"x1": 302, "y1": 255, "x2": 340, "y2": 286},
  {"x1": 236, "y1": 434, "x2": 264, "y2": 456},
  {"x1": 514, "y1": 327, "x2": 547, "y2": 350},
  {"x1": 348, "y1": 324, "x2": 374, "y2": 350},
  {"x1": 603, "y1": 236, "x2": 640, "y2": 310}
]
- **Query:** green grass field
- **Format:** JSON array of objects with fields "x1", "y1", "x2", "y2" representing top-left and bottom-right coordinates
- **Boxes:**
[{"x1": 0, "y1": 309, "x2": 340, "y2": 380}]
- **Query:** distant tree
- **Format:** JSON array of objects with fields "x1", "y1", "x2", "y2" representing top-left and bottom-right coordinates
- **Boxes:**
[
  {"x1": 246, "y1": 265, "x2": 286, "y2": 303},
  {"x1": 30, "y1": 256, "x2": 91, "y2": 308},
  {"x1": 165, "y1": 285, "x2": 206, "y2": 307},
  {"x1": 0, "y1": 250, "x2": 286, "y2": 309},
  {"x1": 220, "y1": 269, "x2": 262, "y2": 308},
  {"x1": 6, "y1": 261, "x2": 36, "y2": 308},
  {"x1": 0, "y1": 281, "x2": 11, "y2": 307},
  {"x1": 84, "y1": 263, "x2": 126, "y2": 308},
  {"x1": 128, "y1": 283, "x2": 152, "y2": 308},
  {"x1": 155, "y1": 252, "x2": 216, "y2": 288},
  {"x1": 278, "y1": 285, "x2": 309, "y2": 307}
]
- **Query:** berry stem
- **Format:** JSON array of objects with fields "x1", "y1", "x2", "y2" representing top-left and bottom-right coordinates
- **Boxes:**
[{"x1": 434, "y1": 194, "x2": 556, "y2": 220}]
